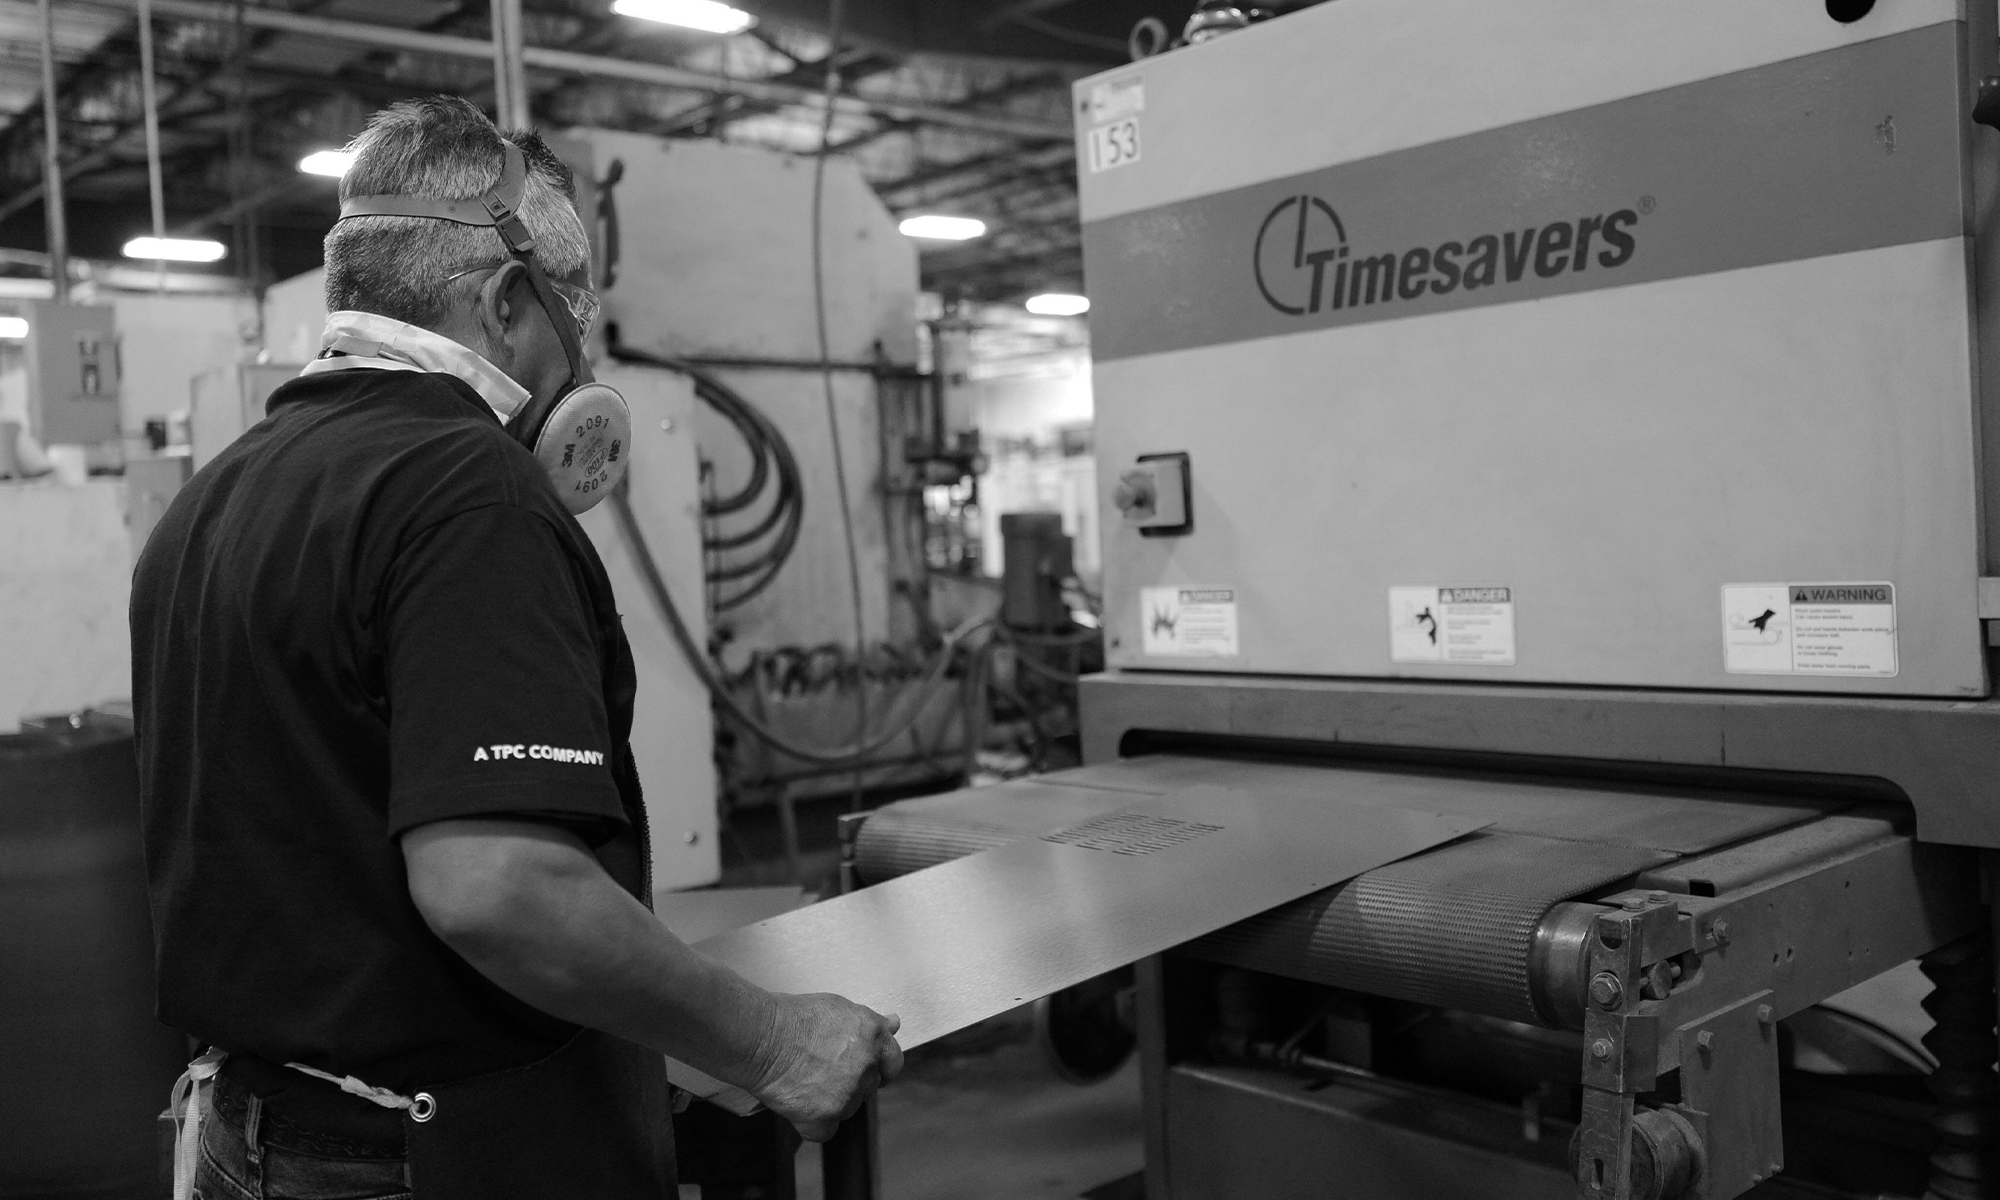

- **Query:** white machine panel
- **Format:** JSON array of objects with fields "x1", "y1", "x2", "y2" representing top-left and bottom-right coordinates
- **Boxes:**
[
  {"x1": 1081, "y1": 2, "x2": 1989, "y2": 696},
  {"x1": 577, "y1": 368, "x2": 720, "y2": 888}
]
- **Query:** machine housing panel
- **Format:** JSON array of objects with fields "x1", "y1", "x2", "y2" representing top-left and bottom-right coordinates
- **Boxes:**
[{"x1": 1078, "y1": 3, "x2": 1991, "y2": 696}]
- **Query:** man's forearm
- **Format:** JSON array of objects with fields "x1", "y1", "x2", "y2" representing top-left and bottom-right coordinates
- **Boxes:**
[{"x1": 402, "y1": 819, "x2": 782, "y2": 1090}]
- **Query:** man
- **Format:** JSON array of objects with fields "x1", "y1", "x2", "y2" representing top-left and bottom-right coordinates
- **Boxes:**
[{"x1": 132, "y1": 96, "x2": 901, "y2": 1199}]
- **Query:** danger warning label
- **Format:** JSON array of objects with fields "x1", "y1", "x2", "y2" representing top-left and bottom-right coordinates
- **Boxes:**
[
  {"x1": 1389, "y1": 585, "x2": 1515, "y2": 666},
  {"x1": 1141, "y1": 586, "x2": 1239, "y2": 658},
  {"x1": 1722, "y1": 582, "x2": 1897, "y2": 677}
]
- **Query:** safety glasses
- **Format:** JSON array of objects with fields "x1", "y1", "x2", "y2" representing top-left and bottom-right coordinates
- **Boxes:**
[
  {"x1": 445, "y1": 263, "x2": 599, "y2": 342},
  {"x1": 548, "y1": 279, "x2": 601, "y2": 343}
]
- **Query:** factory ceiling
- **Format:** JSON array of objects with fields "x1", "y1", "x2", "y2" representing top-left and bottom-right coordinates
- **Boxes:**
[{"x1": 0, "y1": 0, "x2": 1299, "y2": 302}]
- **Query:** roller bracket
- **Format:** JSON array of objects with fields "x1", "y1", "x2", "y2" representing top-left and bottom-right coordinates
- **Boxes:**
[
  {"x1": 1672, "y1": 992, "x2": 1781, "y2": 1199},
  {"x1": 1576, "y1": 897, "x2": 1684, "y2": 1200},
  {"x1": 1583, "y1": 1010, "x2": 1660, "y2": 1093}
]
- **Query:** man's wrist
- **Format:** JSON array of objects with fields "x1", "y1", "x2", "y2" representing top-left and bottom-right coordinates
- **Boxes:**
[{"x1": 739, "y1": 986, "x2": 789, "y2": 1097}]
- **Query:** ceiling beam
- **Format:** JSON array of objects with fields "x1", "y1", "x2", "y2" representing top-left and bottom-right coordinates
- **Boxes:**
[
  {"x1": 70, "y1": 0, "x2": 1075, "y2": 142},
  {"x1": 903, "y1": 161, "x2": 1075, "y2": 214},
  {"x1": 649, "y1": 48, "x2": 900, "y2": 138},
  {"x1": 181, "y1": 175, "x2": 321, "y2": 234},
  {"x1": 0, "y1": 76, "x2": 209, "y2": 224},
  {"x1": 825, "y1": 68, "x2": 1068, "y2": 157},
  {"x1": 875, "y1": 140, "x2": 1074, "y2": 205}
]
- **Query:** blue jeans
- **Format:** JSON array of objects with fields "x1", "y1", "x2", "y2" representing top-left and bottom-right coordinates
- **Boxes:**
[{"x1": 195, "y1": 1084, "x2": 410, "y2": 1200}]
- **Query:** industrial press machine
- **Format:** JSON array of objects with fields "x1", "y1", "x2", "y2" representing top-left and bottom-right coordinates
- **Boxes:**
[{"x1": 842, "y1": 3, "x2": 2000, "y2": 1198}]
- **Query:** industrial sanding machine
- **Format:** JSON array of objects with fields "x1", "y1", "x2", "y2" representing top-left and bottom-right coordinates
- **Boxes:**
[{"x1": 831, "y1": 3, "x2": 2000, "y2": 1199}]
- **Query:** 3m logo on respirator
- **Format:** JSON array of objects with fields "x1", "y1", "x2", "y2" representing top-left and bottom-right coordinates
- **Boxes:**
[
  {"x1": 472, "y1": 743, "x2": 606, "y2": 765},
  {"x1": 1252, "y1": 194, "x2": 1641, "y2": 317}
]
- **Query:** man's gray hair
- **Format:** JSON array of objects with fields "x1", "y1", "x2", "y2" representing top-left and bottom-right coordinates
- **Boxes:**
[{"x1": 325, "y1": 96, "x2": 589, "y2": 328}]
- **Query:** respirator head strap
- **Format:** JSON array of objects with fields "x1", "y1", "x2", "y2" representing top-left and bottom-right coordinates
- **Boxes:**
[
  {"x1": 339, "y1": 141, "x2": 532, "y2": 239},
  {"x1": 341, "y1": 142, "x2": 591, "y2": 392}
]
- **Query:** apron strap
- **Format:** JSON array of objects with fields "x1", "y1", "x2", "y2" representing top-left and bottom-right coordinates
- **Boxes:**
[{"x1": 169, "y1": 1048, "x2": 228, "y2": 1200}]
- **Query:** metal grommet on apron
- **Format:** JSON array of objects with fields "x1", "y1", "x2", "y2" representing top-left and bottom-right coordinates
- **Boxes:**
[
  {"x1": 410, "y1": 1093, "x2": 437, "y2": 1123},
  {"x1": 403, "y1": 1029, "x2": 675, "y2": 1200}
]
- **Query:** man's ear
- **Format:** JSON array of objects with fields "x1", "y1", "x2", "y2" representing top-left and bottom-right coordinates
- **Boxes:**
[{"x1": 474, "y1": 260, "x2": 532, "y2": 366}]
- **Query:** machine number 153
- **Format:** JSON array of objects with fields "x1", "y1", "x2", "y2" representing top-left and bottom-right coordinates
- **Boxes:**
[{"x1": 1089, "y1": 118, "x2": 1141, "y2": 173}]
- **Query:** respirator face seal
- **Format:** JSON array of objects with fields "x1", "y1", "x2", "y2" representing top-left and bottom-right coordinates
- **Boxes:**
[{"x1": 337, "y1": 141, "x2": 630, "y2": 514}]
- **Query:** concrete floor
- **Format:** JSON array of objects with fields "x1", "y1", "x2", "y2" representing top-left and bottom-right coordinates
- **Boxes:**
[{"x1": 794, "y1": 1008, "x2": 1143, "y2": 1200}]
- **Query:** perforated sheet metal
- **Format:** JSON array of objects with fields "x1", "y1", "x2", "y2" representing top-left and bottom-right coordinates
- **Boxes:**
[
  {"x1": 1054, "y1": 756, "x2": 1842, "y2": 854},
  {"x1": 853, "y1": 778, "x2": 1141, "y2": 881},
  {"x1": 1184, "y1": 832, "x2": 1671, "y2": 1022},
  {"x1": 851, "y1": 757, "x2": 1840, "y2": 1025},
  {"x1": 670, "y1": 786, "x2": 1481, "y2": 1105}
]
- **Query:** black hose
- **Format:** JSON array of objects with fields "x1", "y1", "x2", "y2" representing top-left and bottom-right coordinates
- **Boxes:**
[
  {"x1": 606, "y1": 341, "x2": 806, "y2": 612},
  {"x1": 1000, "y1": 639, "x2": 1083, "y2": 685},
  {"x1": 609, "y1": 480, "x2": 985, "y2": 765}
]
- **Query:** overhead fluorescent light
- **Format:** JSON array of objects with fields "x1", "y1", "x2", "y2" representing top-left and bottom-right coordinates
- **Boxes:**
[
  {"x1": 0, "y1": 316, "x2": 27, "y2": 339},
  {"x1": 1025, "y1": 292, "x2": 1089, "y2": 316},
  {"x1": 298, "y1": 149, "x2": 354, "y2": 177},
  {"x1": 610, "y1": 0, "x2": 755, "y2": 34},
  {"x1": 899, "y1": 215, "x2": 987, "y2": 241},
  {"x1": 123, "y1": 237, "x2": 227, "y2": 263}
]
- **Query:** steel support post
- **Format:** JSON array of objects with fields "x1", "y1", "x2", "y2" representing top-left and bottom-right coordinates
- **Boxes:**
[
  {"x1": 490, "y1": 0, "x2": 528, "y2": 129},
  {"x1": 820, "y1": 1103, "x2": 878, "y2": 1200},
  {"x1": 34, "y1": 0, "x2": 68, "y2": 301}
]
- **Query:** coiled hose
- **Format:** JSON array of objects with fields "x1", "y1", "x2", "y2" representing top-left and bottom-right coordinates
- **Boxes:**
[
  {"x1": 608, "y1": 342, "x2": 804, "y2": 612},
  {"x1": 602, "y1": 348, "x2": 1093, "y2": 769}
]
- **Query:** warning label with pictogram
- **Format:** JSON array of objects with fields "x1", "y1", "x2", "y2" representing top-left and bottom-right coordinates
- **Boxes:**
[
  {"x1": 1722, "y1": 582, "x2": 1896, "y2": 676},
  {"x1": 1141, "y1": 586, "x2": 1239, "y2": 658},
  {"x1": 1389, "y1": 586, "x2": 1516, "y2": 666}
]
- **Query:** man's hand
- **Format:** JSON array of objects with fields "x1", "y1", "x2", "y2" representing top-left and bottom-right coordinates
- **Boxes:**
[
  {"x1": 750, "y1": 993, "x2": 904, "y2": 1142},
  {"x1": 402, "y1": 819, "x2": 906, "y2": 1138}
]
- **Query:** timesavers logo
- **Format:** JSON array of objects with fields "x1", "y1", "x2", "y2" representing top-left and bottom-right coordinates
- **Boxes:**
[{"x1": 1252, "y1": 193, "x2": 1641, "y2": 317}]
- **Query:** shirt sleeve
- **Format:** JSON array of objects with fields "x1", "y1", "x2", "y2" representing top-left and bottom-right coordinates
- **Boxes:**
[{"x1": 381, "y1": 503, "x2": 628, "y2": 841}]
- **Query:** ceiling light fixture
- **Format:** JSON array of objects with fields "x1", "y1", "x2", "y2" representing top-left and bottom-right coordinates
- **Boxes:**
[
  {"x1": 298, "y1": 149, "x2": 354, "y2": 177},
  {"x1": 1025, "y1": 292, "x2": 1089, "y2": 316},
  {"x1": 122, "y1": 236, "x2": 227, "y2": 263},
  {"x1": 0, "y1": 316, "x2": 27, "y2": 339},
  {"x1": 610, "y1": 0, "x2": 756, "y2": 34},
  {"x1": 898, "y1": 215, "x2": 987, "y2": 241}
]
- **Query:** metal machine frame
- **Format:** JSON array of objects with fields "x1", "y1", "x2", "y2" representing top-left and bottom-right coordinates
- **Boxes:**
[
  {"x1": 1084, "y1": 673, "x2": 1998, "y2": 1200},
  {"x1": 823, "y1": 6, "x2": 2000, "y2": 1199}
]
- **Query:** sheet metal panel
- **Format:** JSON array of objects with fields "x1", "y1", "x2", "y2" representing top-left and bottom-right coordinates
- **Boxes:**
[
  {"x1": 1080, "y1": 5, "x2": 1987, "y2": 697},
  {"x1": 671, "y1": 787, "x2": 1481, "y2": 1102},
  {"x1": 851, "y1": 777, "x2": 1145, "y2": 880},
  {"x1": 1055, "y1": 756, "x2": 1841, "y2": 856}
]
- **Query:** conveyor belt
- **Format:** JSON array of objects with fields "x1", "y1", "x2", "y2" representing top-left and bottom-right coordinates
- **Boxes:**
[
  {"x1": 670, "y1": 785, "x2": 1483, "y2": 1106},
  {"x1": 854, "y1": 755, "x2": 1847, "y2": 1024},
  {"x1": 1188, "y1": 832, "x2": 1664, "y2": 1023}
]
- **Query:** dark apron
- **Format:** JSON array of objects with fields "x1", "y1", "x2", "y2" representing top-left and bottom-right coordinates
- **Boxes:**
[
  {"x1": 403, "y1": 1028, "x2": 675, "y2": 1199},
  {"x1": 400, "y1": 508, "x2": 673, "y2": 1198}
]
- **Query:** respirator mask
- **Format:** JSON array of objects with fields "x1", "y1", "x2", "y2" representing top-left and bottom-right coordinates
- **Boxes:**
[{"x1": 336, "y1": 142, "x2": 629, "y2": 515}]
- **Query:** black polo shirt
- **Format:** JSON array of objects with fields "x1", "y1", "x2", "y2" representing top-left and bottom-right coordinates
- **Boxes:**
[{"x1": 132, "y1": 365, "x2": 651, "y2": 1093}]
